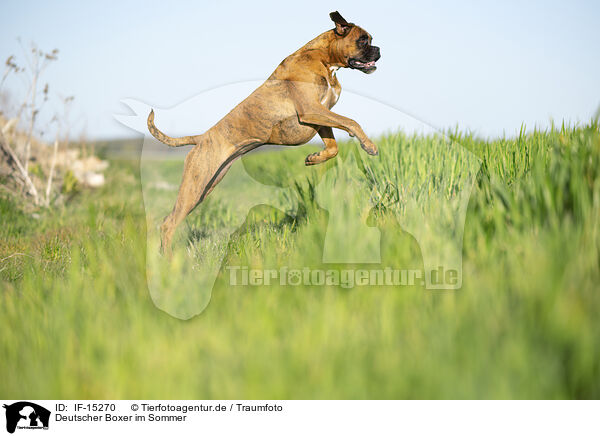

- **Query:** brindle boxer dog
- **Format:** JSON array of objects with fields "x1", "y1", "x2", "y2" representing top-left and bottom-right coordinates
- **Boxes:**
[{"x1": 148, "y1": 11, "x2": 381, "y2": 255}]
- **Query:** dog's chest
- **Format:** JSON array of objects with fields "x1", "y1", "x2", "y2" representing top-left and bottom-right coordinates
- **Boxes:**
[{"x1": 320, "y1": 67, "x2": 341, "y2": 108}]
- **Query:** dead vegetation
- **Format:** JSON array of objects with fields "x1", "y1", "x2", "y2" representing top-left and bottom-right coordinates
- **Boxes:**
[{"x1": 0, "y1": 42, "x2": 108, "y2": 210}]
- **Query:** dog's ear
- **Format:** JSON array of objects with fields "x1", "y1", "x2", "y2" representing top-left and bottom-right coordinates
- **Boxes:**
[{"x1": 330, "y1": 11, "x2": 352, "y2": 36}]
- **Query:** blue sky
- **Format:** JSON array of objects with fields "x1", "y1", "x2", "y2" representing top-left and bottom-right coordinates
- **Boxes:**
[{"x1": 1, "y1": 0, "x2": 599, "y2": 140}]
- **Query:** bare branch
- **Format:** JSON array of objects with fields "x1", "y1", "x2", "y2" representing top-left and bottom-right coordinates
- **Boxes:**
[
  {"x1": 45, "y1": 134, "x2": 59, "y2": 205},
  {"x1": 0, "y1": 128, "x2": 39, "y2": 204}
]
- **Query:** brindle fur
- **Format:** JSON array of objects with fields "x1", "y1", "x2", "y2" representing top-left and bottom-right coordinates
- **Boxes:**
[{"x1": 148, "y1": 11, "x2": 381, "y2": 255}]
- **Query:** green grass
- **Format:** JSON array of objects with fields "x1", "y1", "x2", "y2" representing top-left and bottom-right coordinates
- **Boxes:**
[{"x1": 1, "y1": 121, "x2": 599, "y2": 398}]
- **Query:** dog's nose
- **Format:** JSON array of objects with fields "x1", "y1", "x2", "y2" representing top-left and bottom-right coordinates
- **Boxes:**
[{"x1": 373, "y1": 46, "x2": 381, "y2": 61}]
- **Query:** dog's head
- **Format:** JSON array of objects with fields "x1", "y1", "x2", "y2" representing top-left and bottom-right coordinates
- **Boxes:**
[{"x1": 328, "y1": 11, "x2": 381, "y2": 74}]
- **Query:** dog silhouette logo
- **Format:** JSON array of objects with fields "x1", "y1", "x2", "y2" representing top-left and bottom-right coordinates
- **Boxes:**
[
  {"x1": 115, "y1": 88, "x2": 481, "y2": 319},
  {"x1": 3, "y1": 402, "x2": 50, "y2": 434}
]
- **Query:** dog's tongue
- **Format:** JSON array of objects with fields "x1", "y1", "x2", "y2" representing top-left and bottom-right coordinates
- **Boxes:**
[{"x1": 364, "y1": 61, "x2": 376, "y2": 67}]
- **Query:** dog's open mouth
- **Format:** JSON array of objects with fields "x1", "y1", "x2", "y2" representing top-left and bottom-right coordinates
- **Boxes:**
[{"x1": 348, "y1": 58, "x2": 377, "y2": 73}]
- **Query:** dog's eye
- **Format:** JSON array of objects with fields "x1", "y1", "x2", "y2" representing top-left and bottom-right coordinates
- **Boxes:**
[{"x1": 358, "y1": 38, "x2": 368, "y2": 47}]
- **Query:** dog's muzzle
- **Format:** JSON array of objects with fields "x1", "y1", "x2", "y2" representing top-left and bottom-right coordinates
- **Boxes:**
[{"x1": 349, "y1": 46, "x2": 381, "y2": 74}]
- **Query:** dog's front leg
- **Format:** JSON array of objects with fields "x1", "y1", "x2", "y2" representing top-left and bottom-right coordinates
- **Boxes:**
[{"x1": 295, "y1": 101, "x2": 378, "y2": 157}]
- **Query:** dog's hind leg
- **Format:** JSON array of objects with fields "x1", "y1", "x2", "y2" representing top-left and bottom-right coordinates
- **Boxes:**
[
  {"x1": 160, "y1": 136, "x2": 261, "y2": 256},
  {"x1": 160, "y1": 136, "x2": 230, "y2": 256}
]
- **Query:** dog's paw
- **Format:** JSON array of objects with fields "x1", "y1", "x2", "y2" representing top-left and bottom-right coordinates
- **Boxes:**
[
  {"x1": 360, "y1": 138, "x2": 379, "y2": 156},
  {"x1": 305, "y1": 152, "x2": 321, "y2": 166}
]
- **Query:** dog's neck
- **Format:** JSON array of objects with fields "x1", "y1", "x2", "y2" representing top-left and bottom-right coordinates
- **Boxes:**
[
  {"x1": 301, "y1": 29, "x2": 335, "y2": 50},
  {"x1": 301, "y1": 30, "x2": 347, "y2": 68}
]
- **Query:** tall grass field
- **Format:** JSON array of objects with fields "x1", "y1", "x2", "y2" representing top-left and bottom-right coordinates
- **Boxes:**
[{"x1": 1, "y1": 122, "x2": 599, "y2": 398}]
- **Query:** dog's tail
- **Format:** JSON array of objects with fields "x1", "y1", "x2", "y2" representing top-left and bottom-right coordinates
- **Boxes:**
[{"x1": 147, "y1": 109, "x2": 197, "y2": 147}]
